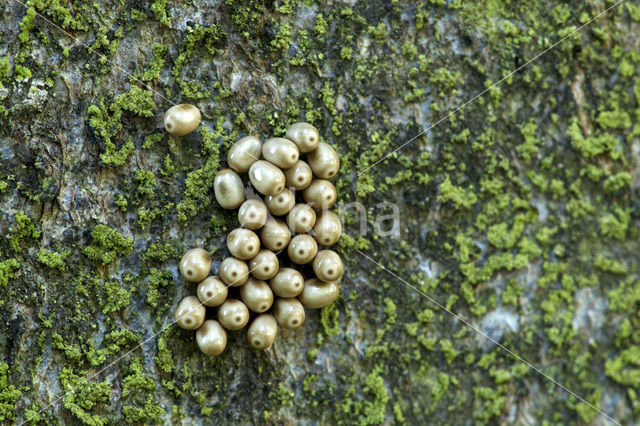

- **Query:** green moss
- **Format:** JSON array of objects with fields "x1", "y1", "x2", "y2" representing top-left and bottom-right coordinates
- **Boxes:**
[
  {"x1": 593, "y1": 254, "x2": 627, "y2": 275},
  {"x1": 516, "y1": 120, "x2": 540, "y2": 161},
  {"x1": 608, "y1": 278, "x2": 640, "y2": 313},
  {"x1": 37, "y1": 248, "x2": 70, "y2": 271},
  {"x1": 59, "y1": 368, "x2": 110, "y2": 425},
  {"x1": 438, "y1": 177, "x2": 477, "y2": 209},
  {"x1": 102, "y1": 280, "x2": 131, "y2": 313},
  {"x1": 155, "y1": 335, "x2": 174, "y2": 373},
  {"x1": 134, "y1": 169, "x2": 157, "y2": 199},
  {"x1": 114, "y1": 194, "x2": 128, "y2": 212},
  {"x1": 142, "y1": 242, "x2": 177, "y2": 263},
  {"x1": 113, "y1": 86, "x2": 155, "y2": 117},
  {"x1": 361, "y1": 365, "x2": 389, "y2": 425},
  {"x1": 0, "y1": 259, "x2": 19, "y2": 287},
  {"x1": 486, "y1": 218, "x2": 524, "y2": 249},
  {"x1": 600, "y1": 208, "x2": 630, "y2": 240},
  {"x1": 596, "y1": 109, "x2": 631, "y2": 130},
  {"x1": 271, "y1": 22, "x2": 293, "y2": 51},
  {"x1": 122, "y1": 357, "x2": 155, "y2": 397},
  {"x1": 137, "y1": 207, "x2": 161, "y2": 230},
  {"x1": 0, "y1": 363, "x2": 21, "y2": 422},
  {"x1": 568, "y1": 118, "x2": 621, "y2": 159},
  {"x1": 151, "y1": 0, "x2": 171, "y2": 26},
  {"x1": 146, "y1": 268, "x2": 174, "y2": 307},
  {"x1": 603, "y1": 172, "x2": 631, "y2": 193},
  {"x1": 87, "y1": 102, "x2": 134, "y2": 167},
  {"x1": 139, "y1": 43, "x2": 166, "y2": 82},
  {"x1": 473, "y1": 386, "x2": 506, "y2": 422},
  {"x1": 605, "y1": 345, "x2": 640, "y2": 388},
  {"x1": 130, "y1": 8, "x2": 147, "y2": 21},
  {"x1": 142, "y1": 132, "x2": 163, "y2": 150},
  {"x1": 8, "y1": 211, "x2": 40, "y2": 252},
  {"x1": 0, "y1": 57, "x2": 10, "y2": 86},
  {"x1": 313, "y1": 13, "x2": 328, "y2": 36},
  {"x1": 502, "y1": 279, "x2": 523, "y2": 306},
  {"x1": 439, "y1": 339, "x2": 458, "y2": 364},
  {"x1": 368, "y1": 23, "x2": 388, "y2": 40},
  {"x1": 14, "y1": 64, "x2": 31, "y2": 81},
  {"x1": 171, "y1": 24, "x2": 225, "y2": 98},
  {"x1": 161, "y1": 154, "x2": 176, "y2": 177},
  {"x1": 82, "y1": 224, "x2": 133, "y2": 265},
  {"x1": 88, "y1": 86, "x2": 154, "y2": 167},
  {"x1": 122, "y1": 396, "x2": 164, "y2": 423},
  {"x1": 86, "y1": 328, "x2": 141, "y2": 366},
  {"x1": 52, "y1": 333, "x2": 83, "y2": 362},
  {"x1": 320, "y1": 303, "x2": 340, "y2": 336},
  {"x1": 268, "y1": 383, "x2": 294, "y2": 408},
  {"x1": 101, "y1": 136, "x2": 134, "y2": 167},
  {"x1": 176, "y1": 127, "x2": 221, "y2": 222}
]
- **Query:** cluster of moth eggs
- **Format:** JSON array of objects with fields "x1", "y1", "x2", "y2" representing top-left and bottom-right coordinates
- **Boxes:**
[{"x1": 165, "y1": 104, "x2": 343, "y2": 355}]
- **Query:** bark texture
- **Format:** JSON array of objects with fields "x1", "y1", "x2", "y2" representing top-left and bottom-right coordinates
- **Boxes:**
[{"x1": 1, "y1": 0, "x2": 640, "y2": 424}]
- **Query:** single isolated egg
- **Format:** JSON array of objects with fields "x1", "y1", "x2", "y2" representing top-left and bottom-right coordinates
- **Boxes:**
[{"x1": 163, "y1": 104, "x2": 201, "y2": 136}]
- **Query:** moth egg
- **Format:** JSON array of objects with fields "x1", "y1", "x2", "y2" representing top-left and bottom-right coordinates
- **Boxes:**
[
  {"x1": 307, "y1": 142, "x2": 339, "y2": 179},
  {"x1": 240, "y1": 277, "x2": 274, "y2": 313},
  {"x1": 287, "y1": 203, "x2": 316, "y2": 234},
  {"x1": 228, "y1": 135, "x2": 262, "y2": 173},
  {"x1": 274, "y1": 298, "x2": 306, "y2": 329},
  {"x1": 312, "y1": 250, "x2": 344, "y2": 282},
  {"x1": 219, "y1": 257, "x2": 250, "y2": 287},
  {"x1": 302, "y1": 179, "x2": 337, "y2": 210},
  {"x1": 284, "y1": 160, "x2": 313, "y2": 190},
  {"x1": 287, "y1": 234, "x2": 318, "y2": 264},
  {"x1": 247, "y1": 314, "x2": 278, "y2": 350},
  {"x1": 218, "y1": 298, "x2": 250, "y2": 330},
  {"x1": 175, "y1": 296, "x2": 206, "y2": 330},
  {"x1": 262, "y1": 137, "x2": 300, "y2": 169},
  {"x1": 163, "y1": 104, "x2": 201, "y2": 136},
  {"x1": 312, "y1": 210, "x2": 342, "y2": 246},
  {"x1": 238, "y1": 199, "x2": 268, "y2": 230},
  {"x1": 260, "y1": 218, "x2": 291, "y2": 252},
  {"x1": 214, "y1": 168, "x2": 245, "y2": 210},
  {"x1": 298, "y1": 278, "x2": 339, "y2": 309},
  {"x1": 196, "y1": 320, "x2": 227, "y2": 356},
  {"x1": 179, "y1": 248, "x2": 211, "y2": 282},
  {"x1": 197, "y1": 276, "x2": 228, "y2": 307},
  {"x1": 249, "y1": 249, "x2": 279, "y2": 280},
  {"x1": 249, "y1": 160, "x2": 286, "y2": 196},
  {"x1": 265, "y1": 188, "x2": 295, "y2": 216},
  {"x1": 227, "y1": 228, "x2": 261, "y2": 260},
  {"x1": 285, "y1": 122, "x2": 320, "y2": 153},
  {"x1": 269, "y1": 267, "x2": 305, "y2": 298}
]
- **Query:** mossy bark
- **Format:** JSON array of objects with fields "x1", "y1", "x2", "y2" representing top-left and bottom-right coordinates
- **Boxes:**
[{"x1": 1, "y1": 0, "x2": 640, "y2": 424}]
